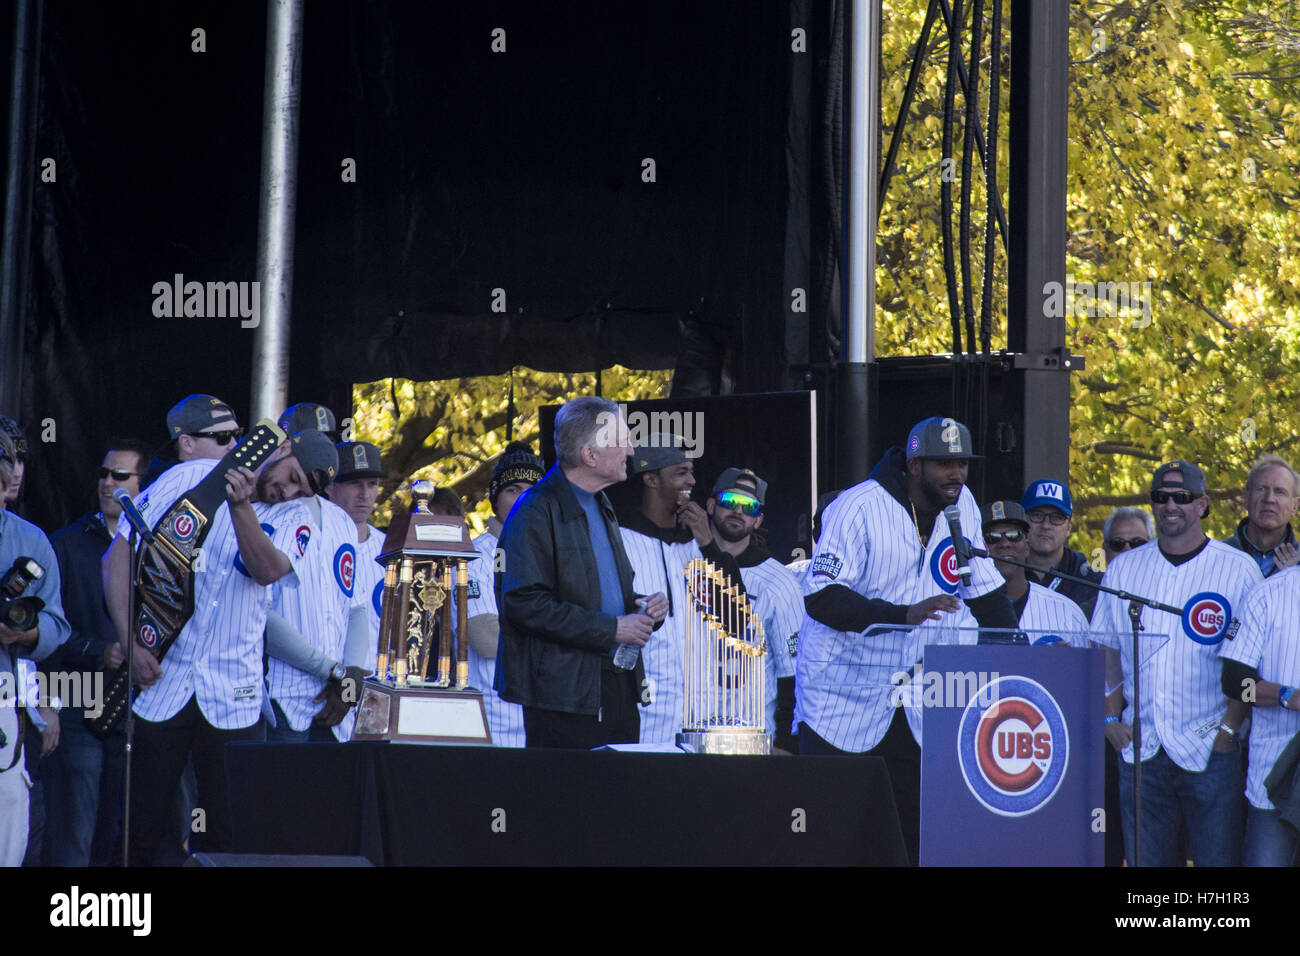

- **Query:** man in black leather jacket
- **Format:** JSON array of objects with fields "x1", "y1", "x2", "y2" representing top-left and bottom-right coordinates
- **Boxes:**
[{"x1": 495, "y1": 397, "x2": 668, "y2": 748}]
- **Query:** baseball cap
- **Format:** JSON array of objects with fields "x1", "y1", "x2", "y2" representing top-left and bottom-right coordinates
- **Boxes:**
[
  {"x1": 630, "y1": 434, "x2": 689, "y2": 475},
  {"x1": 167, "y1": 394, "x2": 237, "y2": 438},
  {"x1": 905, "y1": 417, "x2": 981, "y2": 460},
  {"x1": 279, "y1": 402, "x2": 336, "y2": 436},
  {"x1": 1021, "y1": 479, "x2": 1074, "y2": 516},
  {"x1": 288, "y1": 430, "x2": 340, "y2": 493},
  {"x1": 981, "y1": 500, "x2": 1029, "y2": 529},
  {"x1": 711, "y1": 467, "x2": 768, "y2": 505},
  {"x1": 0, "y1": 416, "x2": 27, "y2": 462},
  {"x1": 334, "y1": 441, "x2": 385, "y2": 481},
  {"x1": 490, "y1": 442, "x2": 544, "y2": 506},
  {"x1": 1151, "y1": 460, "x2": 1207, "y2": 496}
]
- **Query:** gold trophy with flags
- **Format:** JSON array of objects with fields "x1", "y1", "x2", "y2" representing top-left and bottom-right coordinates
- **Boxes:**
[
  {"x1": 352, "y1": 480, "x2": 491, "y2": 744},
  {"x1": 678, "y1": 558, "x2": 770, "y2": 755}
]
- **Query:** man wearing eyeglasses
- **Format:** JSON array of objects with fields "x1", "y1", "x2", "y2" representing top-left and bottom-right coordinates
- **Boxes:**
[
  {"x1": 39, "y1": 438, "x2": 151, "y2": 865},
  {"x1": 0, "y1": 416, "x2": 27, "y2": 506},
  {"x1": 618, "y1": 436, "x2": 746, "y2": 746},
  {"x1": 1091, "y1": 460, "x2": 1263, "y2": 866},
  {"x1": 980, "y1": 500, "x2": 1088, "y2": 643},
  {"x1": 1222, "y1": 455, "x2": 1300, "y2": 578},
  {"x1": 705, "y1": 468, "x2": 801, "y2": 752},
  {"x1": 1020, "y1": 479, "x2": 1103, "y2": 621}
]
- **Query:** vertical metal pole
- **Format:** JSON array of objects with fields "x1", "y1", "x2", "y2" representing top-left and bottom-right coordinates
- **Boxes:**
[
  {"x1": 251, "y1": 0, "x2": 304, "y2": 423},
  {"x1": 837, "y1": 0, "x2": 879, "y2": 488},
  {"x1": 1007, "y1": 0, "x2": 1069, "y2": 484},
  {"x1": 0, "y1": 0, "x2": 41, "y2": 414}
]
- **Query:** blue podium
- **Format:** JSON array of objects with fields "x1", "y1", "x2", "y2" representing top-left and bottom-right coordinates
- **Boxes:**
[{"x1": 919, "y1": 641, "x2": 1107, "y2": 866}]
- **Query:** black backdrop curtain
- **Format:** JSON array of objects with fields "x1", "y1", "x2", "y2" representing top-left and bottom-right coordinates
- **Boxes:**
[{"x1": 6, "y1": 0, "x2": 842, "y2": 530}]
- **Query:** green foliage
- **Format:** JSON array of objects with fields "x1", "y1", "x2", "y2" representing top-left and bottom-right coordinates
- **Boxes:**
[
  {"x1": 352, "y1": 367, "x2": 671, "y2": 532},
  {"x1": 878, "y1": 0, "x2": 1300, "y2": 546}
]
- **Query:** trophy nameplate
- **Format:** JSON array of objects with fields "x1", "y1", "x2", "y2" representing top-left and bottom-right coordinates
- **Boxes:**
[{"x1": 351, "y1": 678, "x2": 491, "y2": 745}]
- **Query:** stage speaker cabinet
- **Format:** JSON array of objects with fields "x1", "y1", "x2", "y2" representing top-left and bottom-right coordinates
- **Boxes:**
[{"x1": 351, "y1": 480, "x2": 492, "y2": 746}]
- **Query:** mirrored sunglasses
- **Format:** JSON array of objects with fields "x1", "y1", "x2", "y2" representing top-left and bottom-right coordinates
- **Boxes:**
[{"x1": 717, "y1": 491, "x2": 761, "y2": 516}]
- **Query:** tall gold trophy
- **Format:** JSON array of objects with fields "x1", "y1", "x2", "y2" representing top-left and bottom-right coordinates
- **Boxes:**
[
  {"x1": 351, "y1": 481, "x2": 492, "y2": 745},
  {"x1": 677, "y1": 558, "x2": 770, "y2": 755}
]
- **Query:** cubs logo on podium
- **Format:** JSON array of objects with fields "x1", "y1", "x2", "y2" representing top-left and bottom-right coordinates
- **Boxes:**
[
  {"x1": 1182, "y1": 592, "x2": 1230, "y2": 645},
  {"x1": 957, "y1": 676, "x2": 1069, "y2": 817},
  {"x1": 930, "y1": 537, "x2": 962, "y2": 594}
]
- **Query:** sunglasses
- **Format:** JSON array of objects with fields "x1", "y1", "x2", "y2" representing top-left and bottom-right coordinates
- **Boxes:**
[
  {"x1": 188, "y1": 428, "x2": 244, "y2": 446},
  {"x1": 1107, "y1": 537, "x2": 1148, "y2": 551},
  {"x1": 1026, "y1": 510, "x2": 1069, "y2": 526},
  {"x1": 984, "y1": 529, "x2": 1026, "y2": 544},
  {"x1": 1150, "y1": 489, "x2": 1197, "y2": 505},
  {"x1": 98, "y1": 467, "x2": 142, "y2": 481},
  {"x1": 716, "y1": 491, "x2": 761, "y2": 516}
]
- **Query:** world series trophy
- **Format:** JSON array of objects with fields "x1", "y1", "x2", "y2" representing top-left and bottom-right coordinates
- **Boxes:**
[
  {"x1": 351, "y1": 480, "x2": 492, "y2": 744},
  {"x1": 677, "y1": 558, "x2": 770, "y2": 755}
]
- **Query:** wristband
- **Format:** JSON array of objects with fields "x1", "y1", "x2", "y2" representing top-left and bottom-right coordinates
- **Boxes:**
[
  {"x1": 1218, "y1": 722, "x2": 1238, "y2": 738},
  {"x1": 1104, "y1": 714, "x2": 1119, "y2": 726},
  {"x1": 1281, "y1": 686, "x2": 1296, "y2": 710}
]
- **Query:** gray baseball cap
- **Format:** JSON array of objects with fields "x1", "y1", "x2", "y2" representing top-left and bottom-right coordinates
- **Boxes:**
[
  {"x1": 905, "y1": 417, "x2": 982, "y2": 460},
  {"x1": 334, "y1": 441, "x2": 385, "y2": 481},
  {"x1": 288, "y1": 430, "x2": 339, "y2": 493},
  {"x1": 981, "y1": 500, "x2": 1029, "y2": 529},
  {"x1": 1151, "y1": 460, "x2": 1207, "y2": 496},
  {"x1": 167, "y1": 394, "x2": 237, "y2": 438},
  {"x1": 629, "y1": 434, "x2": 689, "y2": 475},
  {"x1": 712, "y1": 467, "x2": 768, "y2": 505}
]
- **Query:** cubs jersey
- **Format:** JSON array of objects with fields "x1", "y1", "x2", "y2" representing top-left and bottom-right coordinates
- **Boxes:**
[
  {"x1": 1018, "y1": 582, "x2": 1091, "y2": 646},
  {"x1": 737, "y1": 556, "x2": 802, "y2": 734},
  {"x1": 337, "y1": 522, "x2": 384, "y2": 742},
  {"x1": 467, "y1": 526, "x2": 525, "y2": 747},
  {"x1": 268, "y1": 496, "x2": 362, "y2": 732},
  {"x1": 118, "y1": 459, "x2": 311, "y2": 729},
  {"x1": 1218, "y1": 566, "x2": 1300, "y2": 809},
  {"x1": 795, "y1": 478, "x2": 1002, "y2": 752},
  {"x1": 1091, "y1": 538, "x2": 1263, "y2": 770},
  {"x1": 620, "y1": 527, "x2": 698, "y2": 744}
]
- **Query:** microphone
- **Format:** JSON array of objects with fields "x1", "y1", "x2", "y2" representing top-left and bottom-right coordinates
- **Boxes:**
[
  {"x1": 943, "y1": 505, "x2": 972, "y2": 587},
  {"x1": 113, "y1": 488, "x2": 155, "y2": 544}
]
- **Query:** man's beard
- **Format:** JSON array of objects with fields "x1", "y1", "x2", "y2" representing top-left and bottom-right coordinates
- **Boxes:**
[{"x1": 713, "y1": 517, "x2": 750, "y2": 544}]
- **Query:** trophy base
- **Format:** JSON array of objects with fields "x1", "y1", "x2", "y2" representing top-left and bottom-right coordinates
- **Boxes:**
[
  {"x1": 350, "y1": 678, "x2": 492, "y2": 745},
  {"x1": 677, "y1": 730, "x2": 772, "y2": 755}
]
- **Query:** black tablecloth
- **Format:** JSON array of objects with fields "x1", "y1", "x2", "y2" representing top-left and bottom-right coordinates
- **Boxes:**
[{"x1": 228, "y1": 743, "x2": 906, "y2": 866}]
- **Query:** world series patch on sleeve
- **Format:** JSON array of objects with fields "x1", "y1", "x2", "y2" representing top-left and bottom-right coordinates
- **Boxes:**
[{"x1": 811, "y1": 553, "x2": 843, "y2": 579}]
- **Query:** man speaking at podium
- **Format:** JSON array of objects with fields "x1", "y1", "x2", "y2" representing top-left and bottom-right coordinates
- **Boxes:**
[{"x1": 795, "y1": 417, "x2": 1016, "y2": 864}]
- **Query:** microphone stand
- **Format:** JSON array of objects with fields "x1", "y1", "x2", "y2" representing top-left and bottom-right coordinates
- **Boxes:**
[
  {"x1": 121, "y1": 513, "x2": 154, "y2": 868},
  {"x1": 967, "y1": 544, "x2": 1180, "y2": 869}
]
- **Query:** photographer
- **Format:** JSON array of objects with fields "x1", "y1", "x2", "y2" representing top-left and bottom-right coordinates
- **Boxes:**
[{"x1": 0, "y1": 432, "x2": 71, "y2": 867}]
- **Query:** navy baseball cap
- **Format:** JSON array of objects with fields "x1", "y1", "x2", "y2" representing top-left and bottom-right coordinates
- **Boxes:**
[
  {"x1": 712, "y1": 467, "x2": 768, "y2": 505},
  {"x1": 1021, "y1": 479, "x2": 1074, "y2": 516},
  {"x1": 288, "y1": 430, "x2": 339, "y2": 493},
  {"x1": 279, "y1": 402, "x2": 337, "y2": 436},
  {"x1": 335, "y1": 441, "x2": 385, "y2": 481},
  {"x1": 905, "y1": 417, "x2": 981, "y2": 460}
]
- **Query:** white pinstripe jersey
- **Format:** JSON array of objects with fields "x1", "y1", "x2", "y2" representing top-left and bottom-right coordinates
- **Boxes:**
[
  {"x1": 620, "y1": 527, "x2": 699, "y2": 744},
  {"x1": 119, "y1": 459, "x2": 311, "y2": 729},
  {"x1": 1019, "y1": 581, "x2": 1091, "y2": 646},
  {"x1": 794, "y1": 478, "x2": 1002, "y2": 752},
  {"x1": 1091, "y1": 538, "x2": 1263, "y2": 770},
  {"x1": 268, "y1": 496, "x2": 362, "y2": 732},
  {"x1": 467, "y1": 527, "x2": 525, "y2": 747},
  {"x1": 738, "y1": 556, "x2": 802, "y2": 734},
  {"x1": 1219, "y1": 566, "x2": 1300, "y2": 809},
  {"x1": 337, "y1": 523, "x2": 384, "y2": 742}
]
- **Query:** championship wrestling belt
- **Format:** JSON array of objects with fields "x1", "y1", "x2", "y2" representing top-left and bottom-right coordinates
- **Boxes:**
[{"x1": 88, "y1": 420, "x2": 287, "y2": 737}]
